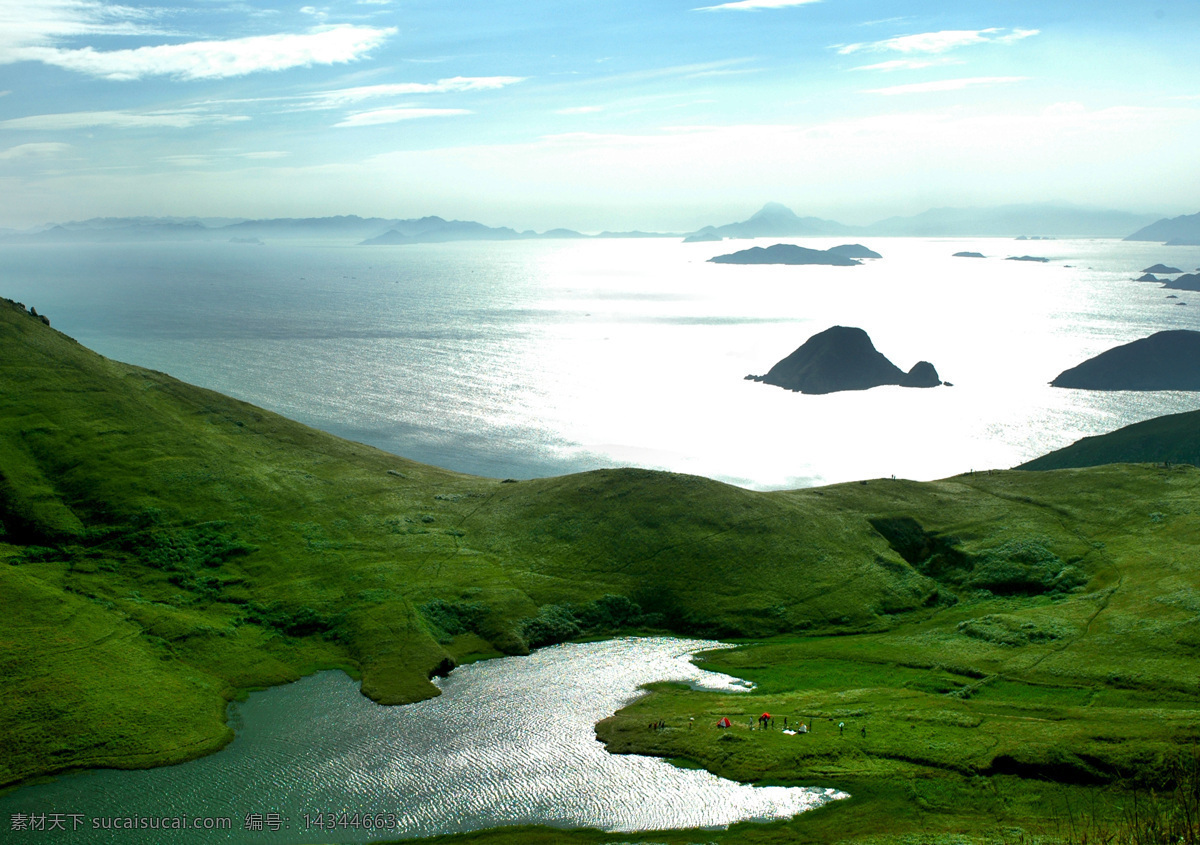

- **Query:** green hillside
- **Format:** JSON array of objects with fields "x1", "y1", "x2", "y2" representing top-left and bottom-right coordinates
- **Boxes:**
[
  {"x1": 1019, "y1": 408, "x2": 1200, "y2": 470},
  {"x1": 2, "y1": 297, "x2": 1199, "y2": 843}
]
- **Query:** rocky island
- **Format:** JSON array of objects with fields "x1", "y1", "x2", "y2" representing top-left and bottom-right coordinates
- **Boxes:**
[
  {"x1": 746, "y1": 326, "x2": 943, "y2": 394},
  {"x1": 953, "y1": 251, "x2": 986, "y2": 258},
  {"x1": 826, "y1": 243, "x2": 882, "y2": 259},
  {"x1": 1163, "y1": 273, "x2": 1200, "y2": 291},
  {"x1": 1005, "y1": 255, "x2": 1050, "y2": 263},
  {"x1": 708, "y1": 243, "x2": 866, "y2": 266},
  {"x1": 1050, "y1": 329, "x2": 1200, "y2": 390}
]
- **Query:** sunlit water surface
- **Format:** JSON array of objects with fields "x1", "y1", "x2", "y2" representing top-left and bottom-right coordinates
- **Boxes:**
[
  {"x1": 1, "y1": 638, "x2": 844, "y2": 843},
  {"x1": 2, "y1": 236, "x2": 1198, "y2": 487}
]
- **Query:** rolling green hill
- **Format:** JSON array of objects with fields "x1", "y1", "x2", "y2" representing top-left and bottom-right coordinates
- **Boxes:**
[{"x1": 2, "y1": 297, "x2": 1199, "y2": 843}]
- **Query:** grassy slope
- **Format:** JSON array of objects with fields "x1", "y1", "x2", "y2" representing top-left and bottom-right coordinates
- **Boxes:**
[
  {"x1": 2, "y1": 300, "x2": 1199, "y2": 842},
  {"x1": 1018, "y1": 407, "x2": 1200, "y2": 470}
]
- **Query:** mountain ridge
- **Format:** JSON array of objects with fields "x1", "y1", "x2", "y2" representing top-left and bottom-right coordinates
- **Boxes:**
[{"x1": 0, "y1": 201, "x2": 1172, "y2": 245}]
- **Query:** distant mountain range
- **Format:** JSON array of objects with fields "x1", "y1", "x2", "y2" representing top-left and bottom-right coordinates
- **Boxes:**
[
  {"x1": 0, "y1": 203, "x2": 1184, "y2": 245},
  {"x1": 0, "y1": 215, "x2": 590, "y2": 246},
  {"x1": 688, "y1": 202, "x2": 854, "y2": 239}
]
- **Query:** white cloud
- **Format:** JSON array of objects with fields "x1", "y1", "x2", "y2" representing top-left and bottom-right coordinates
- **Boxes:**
[
  {"x1": 694, "y1": 0, "x2": 819, "y2": 10},
  {"x1": 0, "y1": 0, "x2": 169, "y2": 52},
  {"x1": 838, "y1": 28, "x2": 1038, "y2": 56},
  {"x1": 238, "y1": 151, "x2": 290, "y2": 160},
  {"x1": 557, "y1": 106, "x2": 605, "y2": 115},
  {"x1": 0, "y1": 109, "x2": 249, "y2": 130},
  {"x1": 334, "y1": 107, "x2": 471, "y2": 127},
  {"x1": 0, "y1": 142, "x2": 72, "y2": 160},
  {"x1": 309, "y1": 76, "x2": 525, "y2": 108},
  {"x1": 851, "y1": 58, "x2": 960, "y2": 72},
  {"x1": 7, "y1": 24, "x2": 395, "y2": 80},
  {"x1": 865, "y1": 76, "x2": 1028, "y2": 95}
]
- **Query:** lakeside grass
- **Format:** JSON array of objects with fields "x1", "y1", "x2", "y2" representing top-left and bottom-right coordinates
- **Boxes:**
[{"x1": 2, "y1": 297, "x2": 1199, "y2": 843}]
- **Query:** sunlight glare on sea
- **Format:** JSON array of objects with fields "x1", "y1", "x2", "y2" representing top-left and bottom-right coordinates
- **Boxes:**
[{"x1": 2, "y1": 236, "x2": 1197, "y2": 488}]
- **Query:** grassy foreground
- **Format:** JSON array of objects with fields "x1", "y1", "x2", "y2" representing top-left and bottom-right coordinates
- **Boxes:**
[{"x1": 2, "y1": 297, "x2": 1199, "y2": 843}]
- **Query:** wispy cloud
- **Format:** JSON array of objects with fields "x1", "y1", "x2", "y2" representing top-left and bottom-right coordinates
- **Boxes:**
[
  {"x1": 851, "y1": 58, "x2": 960, "y2": 72},
  {"x1": 865, "y1": 76, "x2": 1028, "y2": 95},
  {"x1": 838, "y1": 28, "x2": 1038, "y2": 56},
  {"x1": 859, "y1": 17, "x2": 911, "y2": 27},
  {"x1": 9, "y1": 24, "x2": 395, "y2": 81},
  {"x1": 309, "y1": 76, "x2": 525, "y2": 108},
  {"x1": 0, "y1": 0, "x2": 170, "y2": 52},
  {"x1": 0, "y1": 109, "x2": 250, "y2": 130},
  {"x1": 159, "y1": 154, "x2": 214, "y2": 167},
  {"x1": 557, "y1": 105, "x2": 605, "y2": 115},
  {"x1": 694, "y1": 0, "x2": 819, "y2": 10},
  {"x1": 335, "y1": 106, "x2": 472, "y2": 128},
  {"x1": 0, "y1": 142, "x2": 72, "y2": 160}
]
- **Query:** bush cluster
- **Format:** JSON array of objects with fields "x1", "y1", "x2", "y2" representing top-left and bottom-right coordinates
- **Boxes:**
[
  {"x1": 520, "y1": 594, "x2": 654, "y2": 649},
  {"x1": 245, "y1": 602, "x2": 342, "y2": 637},
  {"x1": 965, "y1": 540, "x2": 1085, "y2": 595},
  {"x1": 419, "y1": 598, "x2": 487, "y2": 643},
  {"x1": 127, "y1": 517, "x2": 256, "y2": 573}
]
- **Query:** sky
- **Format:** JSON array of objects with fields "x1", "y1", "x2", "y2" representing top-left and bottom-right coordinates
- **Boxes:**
[{"x1": 1, "y1": 0, "x2": 1198, "y2": 231}]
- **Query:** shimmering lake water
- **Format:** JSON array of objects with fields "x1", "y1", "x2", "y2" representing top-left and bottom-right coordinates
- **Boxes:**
[
  {"x1": 0, "y1": 638, "x2": 844, "y2": 843},
  {"x1": 3, "y1": 236, "x2": 1198, "y2": 488}
]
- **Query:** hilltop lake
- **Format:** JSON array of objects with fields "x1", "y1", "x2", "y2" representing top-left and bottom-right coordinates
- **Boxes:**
[{"x1": 0, "y1": 638, "x2": 844, "y2": 843}]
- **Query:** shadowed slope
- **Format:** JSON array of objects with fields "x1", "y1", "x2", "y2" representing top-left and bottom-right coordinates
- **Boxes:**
[{"x1": 1018, "y1": 407, "x2": 1200, "y2": 470}]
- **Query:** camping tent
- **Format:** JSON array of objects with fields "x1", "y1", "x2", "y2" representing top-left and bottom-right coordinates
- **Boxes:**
[{"x1": 716, "y1": 717, "x2": 732, "y2": 728}]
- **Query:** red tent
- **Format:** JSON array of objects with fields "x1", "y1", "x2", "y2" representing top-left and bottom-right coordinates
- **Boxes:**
[{"x1": 716, "y1": 717, "x2": 732, "y2": 728}]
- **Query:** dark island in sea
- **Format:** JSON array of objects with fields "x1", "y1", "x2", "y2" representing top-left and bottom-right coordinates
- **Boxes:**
[
  {"x1": 827, "y1": 243, "x2": 882, "y2": 259},
  {"x1": 1144, "y1": 264, "x2": 1183, "y2": 274},
  {"x1": 1163, "y1": 273, "x2": 1200, "y2": 291},
  {"x1": 953, "y1": 251, "x2": 986, "y2": 258},
  {"x1": 708, "y1": 243, "x2": 866, "y2": 266},
  {"x1": 746, "y1": 326, "x2": 942, "y2": 394},
  {"x1": 1050, "y1": 330, "x2": 1200, "y2": 390},
  {"x1": 1005, "y1": 255, "x2": 1050, "y2": 263}
]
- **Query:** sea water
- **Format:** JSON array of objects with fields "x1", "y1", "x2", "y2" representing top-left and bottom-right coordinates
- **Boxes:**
[
  {"x1": 1, "y1": 236, "x2": 1198, "y2": 487},
  {"x1": 0, "y1": 638, "x2": 844, "y2": 843}
]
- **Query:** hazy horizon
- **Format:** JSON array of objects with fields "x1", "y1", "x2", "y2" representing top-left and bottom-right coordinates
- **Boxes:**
[{"x1": 1, "y1": 1, "x2": 1198, "y2": 232}]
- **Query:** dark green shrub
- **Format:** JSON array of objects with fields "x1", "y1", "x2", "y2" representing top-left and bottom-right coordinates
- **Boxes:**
[
  {"x1": 575, "y1": 594, "x2": 642, "y2": 630},
  {"x1": 521, "y1": 604, "x2": 582, "y2": 648},
  {"x1": 419, "y1": 598, "x2": 487, "y2": 643}
]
